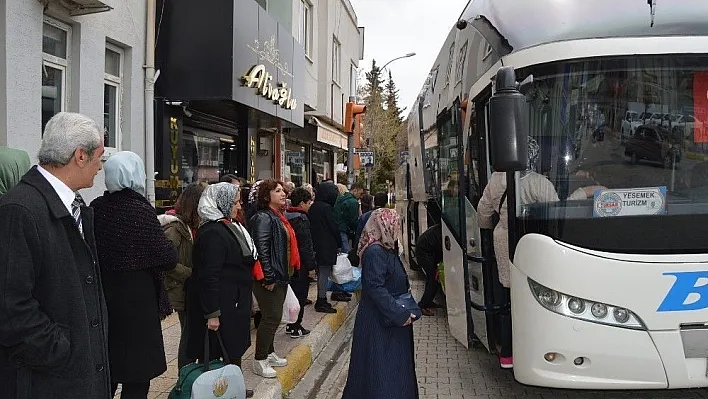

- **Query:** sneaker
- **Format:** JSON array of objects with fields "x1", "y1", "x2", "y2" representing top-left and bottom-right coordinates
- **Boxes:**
[
  {"x1": 285, "y1": 324, "x2": 296, "y2": 335},
  {"x1": 500, "y1": 356, "x2": 513, "y2": 369},
  {"x1": 267, "y1": 352, "x2": 288, "y2": 367},
  {"x1": 290, "y1": 326, "x2": 311, "y2": 339},
  {"x1": 253, "y1": 359, "x2": 277, "y2": 378}
]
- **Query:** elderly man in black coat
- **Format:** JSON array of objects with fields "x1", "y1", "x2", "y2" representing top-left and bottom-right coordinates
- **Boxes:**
[{"x1": 0, "y1": 112, "x2": 111, "y2": 399}]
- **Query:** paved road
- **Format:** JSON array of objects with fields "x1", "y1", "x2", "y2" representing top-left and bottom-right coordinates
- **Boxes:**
[{"x1": 298, "y1": 270, "x2": 708, "y2": 399}]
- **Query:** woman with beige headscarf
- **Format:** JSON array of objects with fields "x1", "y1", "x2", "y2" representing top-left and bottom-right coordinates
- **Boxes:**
[{"x1": 342, "y1": 208, "x2": 419, "y2": 399}]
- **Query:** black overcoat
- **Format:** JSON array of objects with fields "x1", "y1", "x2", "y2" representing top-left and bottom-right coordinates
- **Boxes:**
[
  {"x1": 342, "y1": 244, "x2": 419, "y2": 399},
  {"x1": 0, "y1": 166, "x2": 111, "y2": 399},
  {"x1": 308, "y1": 182, "x2": 341, "y2": 266},
  {"x1": 91, "y1": 189, "x2": 178, "y2": 383},
  {"x1": 185, "y1": 220, "x2": 255, "y2": 362}
]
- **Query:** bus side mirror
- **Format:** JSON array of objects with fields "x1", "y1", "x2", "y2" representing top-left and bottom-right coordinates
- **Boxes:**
[{"x1": 488, "y1": 66, "x2": 533, "y2": 171}]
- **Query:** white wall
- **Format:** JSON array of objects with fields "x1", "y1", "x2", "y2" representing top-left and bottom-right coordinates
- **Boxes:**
[
  {"x1": 314, "y1": 0, "x2": 361, "y2": 126},
  {"x1": 0, "y1": 0, "x2": 147, "y2": 202}
]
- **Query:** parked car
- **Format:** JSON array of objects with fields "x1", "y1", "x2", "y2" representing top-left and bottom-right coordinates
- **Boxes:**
[{"x1": 625, "y1": 124, "x2": 682, "y2": 168}]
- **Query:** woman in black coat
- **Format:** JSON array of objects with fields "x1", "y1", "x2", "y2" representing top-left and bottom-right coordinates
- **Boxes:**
[
  {"x1": 91, "y1": 151, "x2": 178, "y2": 399},
  {"x1": 307, "y1": 182, "x2": 341, "y2": 313},
  {"x1": 185, "y1": 182, "x2": 257, "y2": 371}
]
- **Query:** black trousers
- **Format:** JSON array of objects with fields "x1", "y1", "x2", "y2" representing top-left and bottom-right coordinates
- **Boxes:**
[
  {"x1": 289, "y1": 269, "x2": 310, "y2": 326},
  {"x1": 417, "y1": 253, "x2": 440, "y2": 308},
  {"x1": 111, "y1": 382, "x2": 150, "y2": 399},
  {"x1": 500, "y1": 287, "x2": 512, "y2": 357}
]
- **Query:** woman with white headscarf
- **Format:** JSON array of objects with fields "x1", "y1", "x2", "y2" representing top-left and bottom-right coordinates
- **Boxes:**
[
  {"x1": 184, "y1": 183, "x2": 258, "y2": 397},
  {"x1": 90, "y1": 151, "x2": 179, "y2": 399}
]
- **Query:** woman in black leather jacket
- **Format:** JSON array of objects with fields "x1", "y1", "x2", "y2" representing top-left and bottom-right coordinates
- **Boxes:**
[{"x1": 248, "y1": 179, "x2": 300, "y2": 378}]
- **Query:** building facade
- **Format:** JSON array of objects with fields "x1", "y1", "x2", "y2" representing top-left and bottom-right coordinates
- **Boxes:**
[
  {"x1": 282, "y1": 0, "x2": 364, "y2": 187},
  {"x1": 154, "y1": 0, "x2": 305, "y2": 210},
  {"x1": 0, "y1": 0, "x2": 148, "y2": 202}
]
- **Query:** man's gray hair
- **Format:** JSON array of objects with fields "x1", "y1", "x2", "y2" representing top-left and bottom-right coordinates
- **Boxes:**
[{"x1": 38, "y1": 112, "x2": 103, "y2": 166}]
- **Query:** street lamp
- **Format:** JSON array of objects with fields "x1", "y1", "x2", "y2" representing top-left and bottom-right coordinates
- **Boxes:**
[{"x1": 363, "y1": 52, "x2": 416, "y2": 190}]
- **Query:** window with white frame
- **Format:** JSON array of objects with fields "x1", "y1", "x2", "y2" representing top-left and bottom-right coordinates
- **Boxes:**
[
  {"x1": 332, "y1": 37, "x2": 341, "y2": 84},
  {"x1": 42, "y1": 19, "x2": 70, "y2": 133},
  {"x1": 104, "y1": 44, "x2": 123, "y2": 150},
  {"x1": 299, "y1": 0, "x2": 313, "y2": 57},
  {"x1": 349, "y1": 64, "x2": 357, "y2": 98},
  {"x1": 444, "y1": 42, "x2": 455, "y2": 85},
  {"x1": 455, "y1": 41, "x2": 468, "y2": 83}
]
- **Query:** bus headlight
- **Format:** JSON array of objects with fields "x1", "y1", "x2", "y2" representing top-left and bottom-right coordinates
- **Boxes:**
[{"x1": 528, "y1": 279, "x2": 646, "y2": 330}]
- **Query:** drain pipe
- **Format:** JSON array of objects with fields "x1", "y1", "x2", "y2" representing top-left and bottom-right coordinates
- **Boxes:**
[{"x1": 144, "y1": 0, "x2": 157, "y2": 206}]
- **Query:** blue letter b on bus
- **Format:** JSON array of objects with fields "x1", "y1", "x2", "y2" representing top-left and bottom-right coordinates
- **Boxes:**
[{"x1": 658, "y1": 271, "x2": 708, "y2": 312}]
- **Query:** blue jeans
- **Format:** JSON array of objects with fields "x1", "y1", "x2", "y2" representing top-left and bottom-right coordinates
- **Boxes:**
[{"x1": 340, "y1": 231, "x2": 350, "y2": 253}]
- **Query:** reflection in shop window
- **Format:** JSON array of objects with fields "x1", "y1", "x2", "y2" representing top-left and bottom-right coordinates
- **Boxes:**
[{"x1": 285, "y1": 141, "x2": 309, "y2": 186}]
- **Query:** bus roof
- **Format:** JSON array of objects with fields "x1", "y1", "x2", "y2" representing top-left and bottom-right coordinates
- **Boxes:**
[{"x1": 460, "y1": 0, "x2": 708, "y2": 54}]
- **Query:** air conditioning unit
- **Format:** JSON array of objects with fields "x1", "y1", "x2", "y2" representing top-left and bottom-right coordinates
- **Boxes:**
[{"x1": 40, "y1": 0, "x2": 112, "y2": 16}]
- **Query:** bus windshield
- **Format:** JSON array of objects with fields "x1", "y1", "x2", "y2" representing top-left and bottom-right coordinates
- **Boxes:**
[{"x1": 514, "y1": 55, "x2": 708, "y2": 254}]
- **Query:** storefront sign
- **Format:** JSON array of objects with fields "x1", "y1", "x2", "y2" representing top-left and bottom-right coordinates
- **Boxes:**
[
  {"x1": 593, "y1": 186, "x2": 667, "y2": 217},
  {"x1": 168, "y1": 117, "x2": 181, "y2": 200},
  {"x1": 250, "y1": 136, "x2": 256, "y2": 183},
  {"x1": 241, "y1": 64, "x2": 297, "y2": 110}
]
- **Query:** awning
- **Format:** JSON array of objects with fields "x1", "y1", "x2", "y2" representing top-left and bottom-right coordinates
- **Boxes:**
[{"x1": 311, "y1": 117, "x2": 348, "y2": 150}]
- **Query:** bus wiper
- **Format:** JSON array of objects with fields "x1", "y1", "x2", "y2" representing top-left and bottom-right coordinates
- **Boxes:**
[{"x1": 647, "y1": 0, "x2": 656, "y2": 27}]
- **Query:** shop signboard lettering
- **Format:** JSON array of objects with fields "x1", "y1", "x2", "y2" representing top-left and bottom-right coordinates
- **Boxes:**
[
  {"x1": 242, "y1": 64, "x2": 297, "y2": 110},
  {"x1": 169, "y1": 117, "x2": 181, "y2": 200}
]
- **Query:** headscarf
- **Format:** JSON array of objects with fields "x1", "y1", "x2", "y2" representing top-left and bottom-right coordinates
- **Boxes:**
[
  {"x1": 198, "y1": 182, "x2": 239, "y2": 223},
  {"x1": 104, "y1": 151, "x2": 146, "y2": 195},
  {"x1": 248, "y1": 179, "x2": 263, "y2": 204},
  {"x1": 0, "y1": 146, "x2": 31, "y2": 195},
  {"x1": 357, "y1": 208, "x2": 401, "y2": 258}
]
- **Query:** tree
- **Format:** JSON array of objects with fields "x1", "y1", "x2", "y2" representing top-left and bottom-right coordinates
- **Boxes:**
[
  {"x1": 384, "y1": 70, "x2": 404, "y2": 123},
  {"x1": 358, "y1": 59, "x2": 404, "y2": 193}
]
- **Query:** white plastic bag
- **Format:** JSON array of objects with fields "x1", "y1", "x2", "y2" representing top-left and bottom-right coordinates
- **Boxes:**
[
  {"x1": 191, "y1": 363, "x2": 246, "y2": 399},
  {"x1": 332, "y1": 253, "x2": 355, "y2": 284},
  {"x1": 281, "y1": 285, "x2": 300, "y2": 324}
]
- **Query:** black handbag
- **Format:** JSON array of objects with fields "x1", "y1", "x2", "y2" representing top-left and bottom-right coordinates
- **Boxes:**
[
  {"x1": 380, "y1": 251, "x2": 422, "y2": 327},
  {"x1": 381, "y1": 292, "x2": 422, "y2": 327}
]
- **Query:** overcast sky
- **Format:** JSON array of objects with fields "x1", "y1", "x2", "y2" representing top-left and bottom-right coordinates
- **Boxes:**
[{"x1": 350, "y1": 0, "x2": 468, "y2": 117}]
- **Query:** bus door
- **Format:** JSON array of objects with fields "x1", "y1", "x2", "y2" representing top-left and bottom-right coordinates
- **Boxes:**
[
  {"x1": 463, "y1": 92, "x2": 509, "y2": 352},
  {"x1": 438, "y1": 99, "x2": 475, "y2": 347}
]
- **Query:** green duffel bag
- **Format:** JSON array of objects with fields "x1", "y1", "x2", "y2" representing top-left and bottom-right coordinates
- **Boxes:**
[{"x1": 168, "y1": 329, "x2": 230, "y2": 399}]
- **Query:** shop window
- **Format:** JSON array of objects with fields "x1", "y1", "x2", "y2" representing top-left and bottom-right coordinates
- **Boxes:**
[
  {"x1": 312, "y1": 147, "x2": 331, "y2": 184},
  {"x1": 332, "y1": 37, "x2": 341, "y2": 84},
  {"x1": 299, "y1": 0, "x2": 313, "y2": 58},
  {"x1": 285, "y1": 141, "x2": 310, "y2": 186},
  {"x1": 42, "y1": 19, "x2": 70, "y2": 133},
  {"x1": 104, "y1": 44, "x2": 123, "y2": 151}
]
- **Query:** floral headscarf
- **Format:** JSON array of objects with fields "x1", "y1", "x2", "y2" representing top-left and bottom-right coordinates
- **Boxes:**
[
  {"x1": 198, "y1": 182, "x2": 239, "y2": 224},
  {"x1": 248, "y1": 179, "x2": 263, "y2": 204},
  {"x1": 357, "y1": 208, "x2": 401, "y2": 258}
]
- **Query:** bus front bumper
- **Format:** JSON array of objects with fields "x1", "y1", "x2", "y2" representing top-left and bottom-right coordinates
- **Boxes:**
[{"x1": 512, "y1": 273, "x2": 708, "y2": 389}]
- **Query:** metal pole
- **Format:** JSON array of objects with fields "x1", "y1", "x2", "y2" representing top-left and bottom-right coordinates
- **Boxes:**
[
  {"x1": 144, "y1": 0, "x2": 157, "y2": 206},
  {"x1": 347, "y1": 95, "x2": 355, "y2": 188}
]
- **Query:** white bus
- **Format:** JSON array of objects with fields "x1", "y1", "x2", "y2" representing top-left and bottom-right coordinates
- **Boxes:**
[{"x1": 397, "y1": 0, "x2": 708, "y2": 389}]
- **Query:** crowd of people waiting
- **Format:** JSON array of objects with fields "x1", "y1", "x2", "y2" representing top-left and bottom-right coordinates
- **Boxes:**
[{"x1": 0, "y1": 111, "x2": 422, "y2": 399}]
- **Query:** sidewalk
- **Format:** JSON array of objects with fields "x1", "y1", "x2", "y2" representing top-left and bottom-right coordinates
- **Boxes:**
[{"x1": 118, "y1": 283, "x2": 358, "y2": 399}]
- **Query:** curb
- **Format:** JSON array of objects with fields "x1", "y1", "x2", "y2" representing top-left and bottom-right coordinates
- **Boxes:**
[{"x1": 253, "y1": 297, "x2": 359, "y2": 398}]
